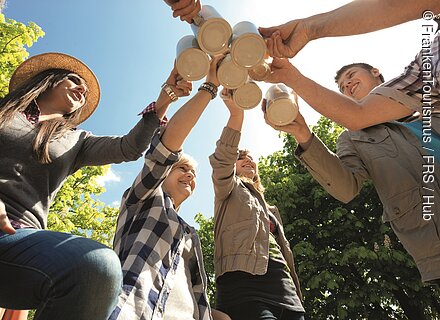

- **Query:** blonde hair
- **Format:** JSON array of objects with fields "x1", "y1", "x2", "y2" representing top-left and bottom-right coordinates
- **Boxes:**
[
  {"x1": 237, "y1": 149, "x2": 265, "y2": 194},
  {"x1": 171, "y1": 153, "x2": 198, "y2": 173},
  {"x1": 0, "y1": 69, "x2": 85, "y2": 163}
]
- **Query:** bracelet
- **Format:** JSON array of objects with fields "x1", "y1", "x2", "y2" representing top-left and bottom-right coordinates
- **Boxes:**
[
  {"x1": 161, "y1": 83, "x2": 178, "y2": 102},
  {"x1": 198, "y1": 82, "x2": 218, "y2": 100}
]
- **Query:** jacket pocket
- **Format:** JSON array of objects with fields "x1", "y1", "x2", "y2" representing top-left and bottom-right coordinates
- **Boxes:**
[
  {"x1": 350, "y1": 127, "x2": 398, "y2": 160},
  {"x1": 383, "y1": 186, "x2": 440, "y2": 261},
  {"x1": 220, "y1": 219, "x2": 257, "y2": 255}
]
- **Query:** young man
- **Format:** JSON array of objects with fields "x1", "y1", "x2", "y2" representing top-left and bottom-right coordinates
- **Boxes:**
[
  {"x1": 109, "y1": 58, "x2": 229, "y2": 320},
  {"x1": 260, "y1": 1, "x2": 440, "y2": 132},
  {"x1": 264, "y1": 62, "x2": 440, "y2": 284}
]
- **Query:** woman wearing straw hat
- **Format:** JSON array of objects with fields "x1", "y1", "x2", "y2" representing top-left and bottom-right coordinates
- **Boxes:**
[
  {"x1": 209, "y1": 89, "x2": 305, "y2": 320},
  {"x1": 0, "y1": 52, "x2": 191, "y2": 320}
]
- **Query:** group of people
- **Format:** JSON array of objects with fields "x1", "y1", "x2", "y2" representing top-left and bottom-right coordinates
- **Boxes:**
[{"x1": 0, "y1": 0, "x2": 439, "y2": 319}]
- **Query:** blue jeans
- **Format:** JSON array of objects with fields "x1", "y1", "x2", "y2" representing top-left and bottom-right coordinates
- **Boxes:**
[{"x1": 0, "y1": 228, "x2": 122, "y2": 320}]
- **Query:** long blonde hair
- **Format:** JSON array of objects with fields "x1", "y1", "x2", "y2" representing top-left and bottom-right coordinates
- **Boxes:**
[
  {"x1": 0, "y1": 69, "x2": 85, "y2": 163},
  {"x1": 237, "y1": 149, "x2": 265, "y2": 194}
]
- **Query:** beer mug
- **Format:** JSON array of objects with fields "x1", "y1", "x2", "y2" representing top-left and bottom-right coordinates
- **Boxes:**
[
  {"x1": 218, "y1": 54, "x2": 248, "y2": 89},
  {"x1": 176, "y1": 35, "x2": 210, "y2": 81},
  {"x1": 249, "y1": 60, "x2": 271, "y2": 81},
  {"x1": 265, "y1": 84, "x2": 299, "y2": 126},
  {"x1": 231, "y1": 21, "x2": 267, "y2": 69},
  {"x1": 233, "y1": 81, "x2": 262, "y2": 110},
  {"x1": 191, "y1": 5, "x2": 232, "y2": 56}
]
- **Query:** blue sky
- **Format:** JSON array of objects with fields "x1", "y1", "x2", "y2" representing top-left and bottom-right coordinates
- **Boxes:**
[{"x1": 4, "y1": 0, "x2": 421, "y2": 226}]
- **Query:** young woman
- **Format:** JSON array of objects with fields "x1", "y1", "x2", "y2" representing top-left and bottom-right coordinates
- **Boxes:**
[
  {"x1": 0, "y1": 52, "x2": 191, "y2": 320},
  {"x1": 111, "y1": 56, "x2": 231, "y2": 320},
  {"x1": 209, "y1": 89, "x2": 305, "y2": 320}
]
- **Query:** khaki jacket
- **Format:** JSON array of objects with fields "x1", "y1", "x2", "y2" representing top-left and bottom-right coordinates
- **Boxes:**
[
  {"x1": 296, "y1": 121, "x2": 440, "y2": 282},
  {"x1": 209, "y1": 127, "x2": 302, "y2": 300}
]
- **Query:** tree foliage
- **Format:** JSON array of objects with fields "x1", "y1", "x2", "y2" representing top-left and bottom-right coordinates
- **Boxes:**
[
  {"x1": 195, "y1": 213, "x2": 217, "y2": 306},
  {"x1": 0, "y1": 13, "x2": 44, "y2": 97},
  {"x1": 48, "y1": 165, "x2": 119, "y2": 247},
  {"x1": 258, "y1": 117, "x2": 440, "y2": 319}
]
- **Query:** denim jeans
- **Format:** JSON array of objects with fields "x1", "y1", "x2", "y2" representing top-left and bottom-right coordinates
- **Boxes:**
[
  {"x1": 0, "y1": 228, "x2": 122, "y2": 320},
  {"x1": 221, "y1": 301, "x2": 306, "y2": 320}
]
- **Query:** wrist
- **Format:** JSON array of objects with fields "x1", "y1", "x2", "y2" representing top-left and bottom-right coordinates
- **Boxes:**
[
  {"x1": 198, "y1": 82, "x2": 218, "y2": 99},
  {"x1": 297, "y1": 131, "x2": 313, "y2": 150},
  {"x1": 161, "y1": 83, "x2": 178, "y2": 102}
]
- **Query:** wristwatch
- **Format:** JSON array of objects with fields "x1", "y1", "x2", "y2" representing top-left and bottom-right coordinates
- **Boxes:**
[{"x1": 161, "y1": 83, "x2": 178, "y2": 102}]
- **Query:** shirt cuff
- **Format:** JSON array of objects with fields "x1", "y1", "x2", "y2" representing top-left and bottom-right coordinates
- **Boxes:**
[{"x1": 138, "y1": 101, "x2": 168, "y2": 127}]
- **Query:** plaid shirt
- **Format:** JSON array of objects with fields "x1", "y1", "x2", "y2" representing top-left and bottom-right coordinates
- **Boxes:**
[
  {"x1": 110, "y1": 131, "x2": 212, "y2": 320},
  {"x1": 371, "y1": 31, "x2": 439, "y2": 116}
]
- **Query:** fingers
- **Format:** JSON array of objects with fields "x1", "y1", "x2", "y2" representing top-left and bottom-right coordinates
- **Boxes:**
[
  {"x1": 261, "y1": 99, "x2": 267, "y2": 113},
  {"x1": 0, "y1": 205, "x2": 16, "y2": 235},
  {"x1": 220, "y1": 87, "x2": 232, "y2": 100},
  {"x1": 258, "y1": 26, "x2": 279, "y2": 38},
  {"x1": 180, "y1": 3, "x2": 201, "y2": 23},
  {"x1": 175, "y1": 79, "x2": 192, "y2": 96},
  {"x1": 172, "y1": 0, "x2": 201, "y2": 21}
]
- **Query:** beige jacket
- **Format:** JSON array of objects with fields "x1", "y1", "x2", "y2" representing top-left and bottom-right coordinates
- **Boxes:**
[
  {"x1": 296, "y1": 121, "x2": 440, "y2": 283},
  {"x1": 209, "y1": 127, "x2": 302, "y2": 300}
]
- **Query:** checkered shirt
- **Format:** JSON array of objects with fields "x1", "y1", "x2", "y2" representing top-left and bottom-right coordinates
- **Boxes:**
[
  {"x1": 371, "y1": 31, "x2": 439, "y2": 116},
  {"x1": 109, "y1": 131, "x2": 212, "y2": 320}
]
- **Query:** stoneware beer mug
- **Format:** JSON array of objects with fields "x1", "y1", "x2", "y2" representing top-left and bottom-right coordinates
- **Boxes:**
[
  {"x1": 218, "y1": 53, "x2": 249, "y2": 89},
  {"x1": 176, "y1": 35, "x2": 210, "y2": 81},
  {"x1": 265, "y1": 84, "x2": 299, "y2": 126},
  {"x1": 249, "y1": 60, "x2": 271, "y2": 81},
  {"x1": 231, "y1": 21, "x2": 267, "y2": 69},
  {"x1": 191, "y1": 5, "x2": 232, "y2": 56},
  {"x1": 233, "y1": 81, "x2": 262, "y2": 110}
]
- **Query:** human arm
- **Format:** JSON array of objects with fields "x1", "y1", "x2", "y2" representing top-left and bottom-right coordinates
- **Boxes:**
[
  {"x1": 209, "y1": 89, "x2": 243, "y2": 201},
  {"x1": 0, "y1": 199, "x2": 15, "y2": 235},
  {"x1": 160, "y1": 55, "x2": 220, "y2": 152},
  {"x1": 265, "y1": 58, "x2": 413, "y2": 130},
  {"x1": 260, "y1": 0, "x2": 440, "y2": 58},
  {"x1": 73, "y1": 64, "x2": 192, "y2": 169},
  {"x1": 263, "y1": 98, "x2": 370, "y2": 202},
  {"x1": 164, "y1": 0, "x2": 201, "y2": 23}
]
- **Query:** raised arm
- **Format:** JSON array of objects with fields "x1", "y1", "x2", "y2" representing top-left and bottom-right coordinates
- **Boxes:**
[
  {"x1": 265, "y1": 58, "x2": 413, "y2": 130},
  {"x1": 260, "y1": 0, "x2": 440, "y2": 58},
  {"x1": 209, "y1": 89, "x2": 244, "y2": 201},
  {"x1": 161, "y1": 56, "x2": 220, "y2": 152},
  {"x1": 263, "y1": 107, "x2": 369, "y2": 203},
  {"x1": 73, "y1": 65, "x2": 192, "y2": 169}
]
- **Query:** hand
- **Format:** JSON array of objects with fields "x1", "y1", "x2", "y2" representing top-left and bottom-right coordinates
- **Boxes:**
[
  {"x1": 262, "y1": 97, "x2": 313, "y2": 146},
  {"x1": 264, "y1": 57, "x2": 297, "y2": 85},
  {"x1": 166, "y1": 63, "x2": 192, "y2": 98},
  {"x1": 259, "y1": 19, "x2": 312, "y2": 58},
  {"x1": 0, "y1": 200, "x2": 15, "y2": 235},
  {"x1": 169, "y1": 0, "x2": 201, "y2": 23},
  {"x1": 206, "y1": 55, "x2": 223, "y2": 88},
  {"x1": 220, "y1": 88, "x2": 243, "y2": 116}
]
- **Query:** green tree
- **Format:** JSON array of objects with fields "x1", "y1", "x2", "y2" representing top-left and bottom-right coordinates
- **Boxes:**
[
  {"x1": 195, "y1": 213, "x2": 216, "y2": 306},
  {"x1": 257, "y1": 117, "x2": 440, "y2": 319},
  {"x1": 48, "y1": 165, "x2": 119, "y2": 247},
  {"x1": 0, "y1": 13, "x2": 44, "y2": 97}
]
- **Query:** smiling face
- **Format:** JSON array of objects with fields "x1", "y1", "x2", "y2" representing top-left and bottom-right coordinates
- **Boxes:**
[
  {"x1": 37, "y1": 74, "x2": 88, "y2": 117},
  {"x1": 236, "y1": 151, "x2": 257, "y2": 180},
  {"x1": 337, "y1": 66, "x2": 382, "y2": 101},
  {"x1": 162, "y1": 158, "x2": 197, "y2": 209}
]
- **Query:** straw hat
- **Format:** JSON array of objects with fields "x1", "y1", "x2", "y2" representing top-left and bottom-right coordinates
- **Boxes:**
[{"x1": 9, "y1": 52, "x2": 100, "y2": 124}]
